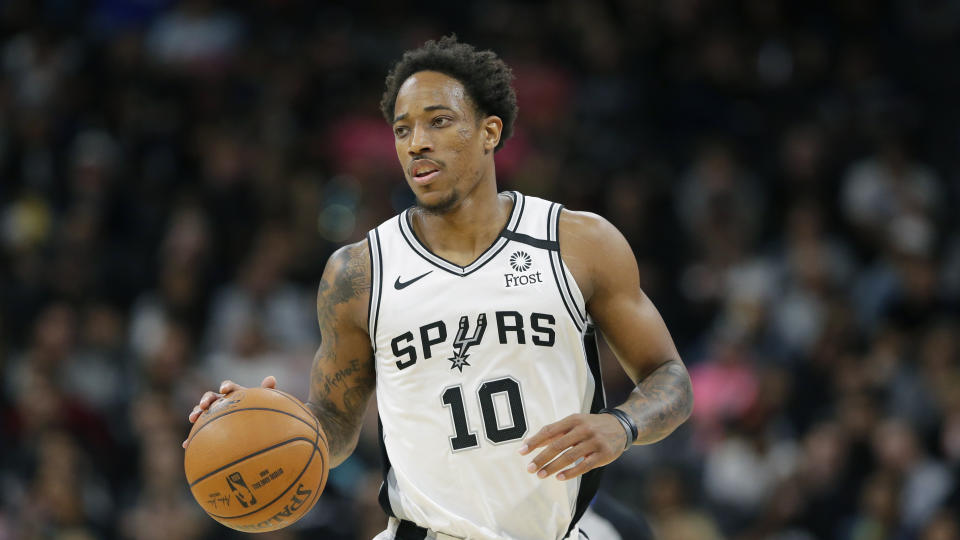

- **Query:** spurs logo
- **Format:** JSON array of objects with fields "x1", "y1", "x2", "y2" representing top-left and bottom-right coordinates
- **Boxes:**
[
  {"x1": 449, "y1": 314, "x2": 487, "y2": 372},
  {"x1": 390, "y1": 312, "x2": 557, "y2": 371}
]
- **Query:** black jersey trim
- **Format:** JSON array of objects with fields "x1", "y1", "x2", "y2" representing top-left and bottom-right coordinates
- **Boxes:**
[
  {"x1": 396, "y1": 191, "x2": 524, "y2": 277},
  {"x1": 395, "y1": 520, "x2": 429, "y2": 540},
  {"x1": 374, "y1": 229, "x2": 384, "y2": 348},
  {"x1": 549, "y1": 253, "x2": 584, "y2": 332},
  {"x1": 366, "y1": 232, "x2": 373, "y2": 336},
  {"x1": 367, "y1": 229, "x2": 385, "y2": 352},
  {"x1": 552, "y1": 205, "x2": 588, "y2": 324},
  {"x1": 399, "y1": 191, "x2": 522, "y2": 274},
  {"x1": 377, "y1": 416, "x2": 396, "y2": 518},
  {"x1": 366, "y1": 232, "x2": 379, "y2": 351},
  {"x1": 500, "y1": 229, "x2": 559, "y2": 251},
  {"x1": 584, "y1": 324, "x2": 606, "y2": 413},
  {"x1": 547, "y1": 203, "x2": 585, "y2": 332},
  {"x1": 547, "y1": 201, "x2": 558, "y2": 242},
  {"x1": 566, "y1": 324, "x2": 606, "y2": 538}
]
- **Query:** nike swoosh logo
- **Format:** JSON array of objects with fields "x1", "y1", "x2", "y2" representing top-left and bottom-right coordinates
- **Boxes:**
[{"x1": 394, "y1": 271, "x2": 433, "y2": 290}]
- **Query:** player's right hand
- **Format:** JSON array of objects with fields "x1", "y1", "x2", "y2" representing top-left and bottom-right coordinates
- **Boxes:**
[{"x1": 182, "y1": 375, "x2": 277, "y2": 449}]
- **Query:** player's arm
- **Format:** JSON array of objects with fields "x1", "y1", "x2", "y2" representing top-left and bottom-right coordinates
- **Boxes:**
[
  {"x1": 184, "y1": 241, "x2": 376, "y2": 469},
  {"x1": 575, "y1": 212, "x2": 693, "y2": 443},
  {"x1": 520, "y1": 211, "x2": 693, "y2": 480},
  {"x1": 305, "y1": 241, "x2": 376, "y2": 468}
]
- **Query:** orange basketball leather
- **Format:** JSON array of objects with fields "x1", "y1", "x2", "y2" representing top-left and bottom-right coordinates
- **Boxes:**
[{"x1": 184, "y1": 387, "x2": 329, "y2": 532}]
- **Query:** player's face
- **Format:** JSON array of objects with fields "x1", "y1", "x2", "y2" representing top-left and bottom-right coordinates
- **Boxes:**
[{"x1": 392, "y1": 71, "x2": 496, "y2": 213}]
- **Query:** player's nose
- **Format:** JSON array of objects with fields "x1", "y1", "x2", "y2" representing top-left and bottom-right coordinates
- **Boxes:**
[{"x1": 408, "y1": 125, "x2": 433, "y2": 155}]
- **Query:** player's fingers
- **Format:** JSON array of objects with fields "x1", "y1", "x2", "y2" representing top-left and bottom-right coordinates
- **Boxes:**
[
  {"x1": 199, "y1": 392, "x2": 220, "y2": 409},
  {"x1": 219, "y1": 379, "x2": 241, "y2": 394},
  {"x1": 199, "y1": 390, "x2": 220, "y2": 406},
  {"x1": 527, "y1": 429, "x2": 581, "y2": 474},
  {"x1": 189, "y1": 391, "x2": 222, "y2": 422},
  {"x1": 519, "y1": 416, "x2": 575, "y2": 455},
  {"x1": 539, "y1": 445, "x2": 589, "y2": 478},
  {"x1": 261, "y1": 375, "x2": 277, "y2": 389},
  {"x1": 518, "y1": 428, "x2": 550, "y2": 454},
  {"x1": 556, "y1": 453, "x2": 601, "y2": 481}
]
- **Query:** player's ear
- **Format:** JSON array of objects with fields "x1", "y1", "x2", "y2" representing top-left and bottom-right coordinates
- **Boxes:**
[{"x1": 482, "y1": 115, "x2": 503, "y2": 153}]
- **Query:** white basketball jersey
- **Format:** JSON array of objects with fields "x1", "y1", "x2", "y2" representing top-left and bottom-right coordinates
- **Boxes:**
[{"x1": 366, "y1": 192, "x2": 606, "y2": 540}]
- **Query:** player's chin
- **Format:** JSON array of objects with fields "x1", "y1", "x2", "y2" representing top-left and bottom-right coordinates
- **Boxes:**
[{"x1": 414, "y1": 187, "x2": 459, "y2": 214}]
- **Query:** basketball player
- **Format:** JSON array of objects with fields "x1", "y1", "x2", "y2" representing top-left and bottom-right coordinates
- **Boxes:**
[{"x1": 186, "y1": 36, "x2": 693, "y2": 539}]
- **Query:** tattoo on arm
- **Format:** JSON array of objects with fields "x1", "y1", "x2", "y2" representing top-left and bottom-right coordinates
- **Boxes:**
[
  {"x1": 306, "y1": 242, "x2": 375, "y2": 464},
  {"x1": 309, "y1": 356, "x2": 374, "y2": 461},
  {"x1": 619, "y1": 359, "x2": 694, "y2": 445},
  {"x1": 314, "y1": 242, "x2": 370, "y2": 333}
]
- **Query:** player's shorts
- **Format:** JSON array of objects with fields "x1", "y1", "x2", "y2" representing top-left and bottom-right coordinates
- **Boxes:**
[{"x1": 372, "y1": 517, "x2": 588, "y2": 540}]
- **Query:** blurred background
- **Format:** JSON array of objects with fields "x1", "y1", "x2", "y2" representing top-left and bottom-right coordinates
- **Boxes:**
[{"x1": 1, "y1": 0, "x2": 959, "y2": 539}]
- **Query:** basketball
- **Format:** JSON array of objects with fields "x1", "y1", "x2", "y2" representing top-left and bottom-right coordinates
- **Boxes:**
[{"x1": 183, "y1": 387, "x2": 329, "y2": 533}]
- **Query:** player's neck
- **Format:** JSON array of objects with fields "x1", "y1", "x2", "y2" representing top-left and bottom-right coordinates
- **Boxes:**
[{"x1": 411, "y1": 180, "x2": 511, "y2": 266}]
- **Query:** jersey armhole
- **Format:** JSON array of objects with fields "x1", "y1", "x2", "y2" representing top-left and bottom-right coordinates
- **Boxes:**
[
  {"x1": 367, "y1": 229, "x2": 384, "y2": 351},
  {"x1": 548, "y1": 204, "x2": 588, "y2": 332}
]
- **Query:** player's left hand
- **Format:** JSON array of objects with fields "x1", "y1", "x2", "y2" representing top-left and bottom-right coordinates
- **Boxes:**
[{"x1": 518, "y1": 413, "x2": 629, "y2": 481}]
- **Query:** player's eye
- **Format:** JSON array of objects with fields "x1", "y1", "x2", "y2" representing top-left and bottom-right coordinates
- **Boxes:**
[
  {"x1": 394, "y1": 126, "x2": 409, "y2": 138},
  {"x1": 432, "y1": 116, "x2": 452, "y2": 128}
]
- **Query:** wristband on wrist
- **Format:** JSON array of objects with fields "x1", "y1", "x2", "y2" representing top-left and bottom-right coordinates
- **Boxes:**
[{"x1": 599, "y1": 407, "x2": 638, "y2": 451}]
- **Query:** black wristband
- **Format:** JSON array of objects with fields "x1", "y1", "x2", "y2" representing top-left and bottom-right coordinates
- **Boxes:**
[{"x1": 599, "y1": 408, "x2": 638, "y2": 450}]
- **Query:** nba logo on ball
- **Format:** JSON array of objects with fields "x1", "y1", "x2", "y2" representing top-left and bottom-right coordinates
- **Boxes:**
[
  {"x1": 184, "y1": 387, "x2": 329, "y2": 532},
  {"x1": 225, "y1": 472, "x2": 257, "y2": 508}
]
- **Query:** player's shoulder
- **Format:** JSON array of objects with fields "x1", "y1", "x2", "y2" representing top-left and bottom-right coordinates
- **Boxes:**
[
  {"x1": 557, "y1": 208, "x2": 625, "y2": 252},
  {"x1": 556, "y1": 208, "x2": 636, "y2": 303},
  {"x1": 320, "y1": 240, "x2": 371, "y2": 302},
  {"x1": 328, "y1": 239, "x2": 370, "y2": 270},
  {"x1": 318, "y1": 240, "x2": 372, "y2": 329}
]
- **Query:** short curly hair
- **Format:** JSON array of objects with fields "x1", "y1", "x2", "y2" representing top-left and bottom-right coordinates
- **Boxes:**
[{"x1": 380, "y1": 35, "x2": 518, "y2": 152}]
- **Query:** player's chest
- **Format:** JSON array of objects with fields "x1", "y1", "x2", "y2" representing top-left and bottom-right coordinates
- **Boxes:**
[{"x1": 376, "y1": 259, "x2": 568, "y2": 371}]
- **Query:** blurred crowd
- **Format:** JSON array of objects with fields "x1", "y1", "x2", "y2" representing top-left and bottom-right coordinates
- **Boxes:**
[{"x1": 1, "y1": 0, "x2": 959, "y2": 539}]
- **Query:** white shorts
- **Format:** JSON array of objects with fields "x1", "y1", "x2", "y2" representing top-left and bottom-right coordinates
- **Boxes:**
[{"x1": 372, "y1": 517, "x2": 590, "y2": 540}]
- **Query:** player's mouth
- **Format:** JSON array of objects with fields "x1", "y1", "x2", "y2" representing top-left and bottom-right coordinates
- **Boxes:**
[{"x1": 410, "y1": 160, "x2": 442, "y2": 185}]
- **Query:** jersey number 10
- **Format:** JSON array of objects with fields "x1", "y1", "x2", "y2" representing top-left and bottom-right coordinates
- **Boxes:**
[{"x1": 441, "y1": 377, "x2": 528, "y2": 452}]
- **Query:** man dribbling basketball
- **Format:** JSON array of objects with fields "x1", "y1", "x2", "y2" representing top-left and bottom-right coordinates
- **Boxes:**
[{"x1": 186, "y1": 36, "x2": 693, "y2": 539}]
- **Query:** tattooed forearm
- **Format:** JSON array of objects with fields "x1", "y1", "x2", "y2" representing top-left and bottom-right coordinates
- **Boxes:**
[
  {"x1": 307, "y1": 356, "x2": 374, "y2": 463},
  {"x1": 618, "y1": 359, "x2": 693, "y2": 445},
  {"x1": 306, "y1": 241, "x2": 376, "y2": 467},
  {"x1": 314, "y1": 359, "x2": 364, "y2": 396}
]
